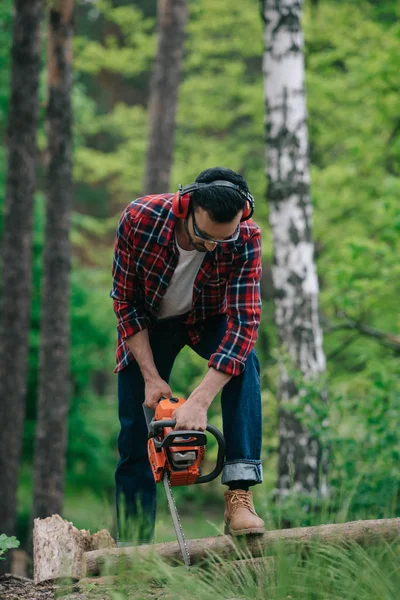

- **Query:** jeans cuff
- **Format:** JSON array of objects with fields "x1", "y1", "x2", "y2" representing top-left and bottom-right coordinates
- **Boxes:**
[{"x1": 221, "y1": 460, "x2": 263, "y2": 485}]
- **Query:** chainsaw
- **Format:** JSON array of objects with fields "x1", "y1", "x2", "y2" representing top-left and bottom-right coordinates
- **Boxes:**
[{"x1": 143, "y1": 397, "x2": 226, "y2": 567}]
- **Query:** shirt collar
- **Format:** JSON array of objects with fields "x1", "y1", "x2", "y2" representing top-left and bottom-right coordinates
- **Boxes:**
[{"x1": 157, "y1": 201, "x2": 177, "y2": 247}]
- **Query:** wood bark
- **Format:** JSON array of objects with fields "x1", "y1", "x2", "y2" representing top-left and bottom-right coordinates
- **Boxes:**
[
  {"x1": 33, "y1": 514, "x2": 116, "y2": 584},
  {"x1": 261, "y1": 0, "x2": 327, "y2": 498},
  {"x1": 85, "y1": 518, "x2": 400, "y2": 575},
  {"x1": 143, "y1": 0, "x2": 188, "y2": 194},
  {"x1": 0, "y1": 0, "x2": 43, "y2": 558},
  {"x1": 32, "y1": 0, "x2": 73, "y2": 523}
]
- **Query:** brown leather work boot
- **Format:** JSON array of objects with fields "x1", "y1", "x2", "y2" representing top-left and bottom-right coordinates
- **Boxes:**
[{"x1": 224, "y1": 489, "x2": 265, "y2": 536}]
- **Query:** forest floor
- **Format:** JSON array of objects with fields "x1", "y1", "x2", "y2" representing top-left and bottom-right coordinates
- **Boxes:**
[
  {"x1": 0, "y1": 507, "x2": 227, "y2": 600},
  {"x1": 0, "y1": 573, "x2": 197, "y2": 600},
  {"x1": 0, "y1": 574, "x2": 130, "y2": 600},
  {"x1": 0, "y1": 574, "x2": 95, "y2": 600}
]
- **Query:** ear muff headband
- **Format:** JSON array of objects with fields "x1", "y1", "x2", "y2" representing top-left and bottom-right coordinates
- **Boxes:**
[{"x1": 172, "y1": 180, "x2": 255, "y2": 222}]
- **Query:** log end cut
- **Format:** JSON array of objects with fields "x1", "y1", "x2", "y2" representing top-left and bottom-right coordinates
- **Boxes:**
[{"x1": 33, "y1": 514, "x2": 116, "y2": 584}]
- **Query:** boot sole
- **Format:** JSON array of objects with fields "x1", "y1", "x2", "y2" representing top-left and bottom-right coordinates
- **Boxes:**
[{"x1": 224, "y1": 524, "x2": 265, "y2": 536}]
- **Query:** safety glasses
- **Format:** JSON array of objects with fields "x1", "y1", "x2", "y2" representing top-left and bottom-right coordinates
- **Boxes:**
[{"x1": 191, "y1": 212, "x2": 240, "y2": 245}]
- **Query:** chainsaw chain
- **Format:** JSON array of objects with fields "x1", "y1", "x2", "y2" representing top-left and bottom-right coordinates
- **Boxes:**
[{"x1": 163, "y1": 472, "x2": 191, "y2": 568}]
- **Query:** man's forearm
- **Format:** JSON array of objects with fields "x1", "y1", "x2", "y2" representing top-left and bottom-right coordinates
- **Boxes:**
[
  {"x1": 195, "y1": 367, "x2": 232, "y2": 409},
  {"x1": 173, "y1": 367, "x2": 232, "y2": 431},
  {"x1": 126, "y1": 328, "x2": 158, "y2": 382}
]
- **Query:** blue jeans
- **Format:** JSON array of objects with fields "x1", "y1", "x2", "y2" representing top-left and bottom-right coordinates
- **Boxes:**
[{"x1": 115, "y1": 314, "x2": 262, "y2": 543}]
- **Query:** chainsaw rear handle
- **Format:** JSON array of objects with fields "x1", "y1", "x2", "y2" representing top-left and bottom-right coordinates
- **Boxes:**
[
  {"x1": 196, "y1": 423, "x2": 226, "y2": 484},
  {"x1": 148, "y1": 418, "x2": 226, "y2": 484}
]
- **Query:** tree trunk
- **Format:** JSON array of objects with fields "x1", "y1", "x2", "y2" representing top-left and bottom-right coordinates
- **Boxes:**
[
  {"x1": 0, "y1": 0, "x2": 43, "y2": 556},
  {"x1": 85, "y1": 518, "x2": 400, "y2": 575},
  {"x1": 143, "y1": 0, "x2": 188, "y2": 194},
  {"x1": 261, "y1": 0, "x2": 327, "y2": 498},
  {"x1": 32, "y1": 0, "x2": 73, "y2": 523}
]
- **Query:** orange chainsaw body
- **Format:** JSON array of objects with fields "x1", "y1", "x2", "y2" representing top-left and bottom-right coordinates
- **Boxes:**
[{"x1": 147, "y1": 397, "x2": 205, "y2": 486}]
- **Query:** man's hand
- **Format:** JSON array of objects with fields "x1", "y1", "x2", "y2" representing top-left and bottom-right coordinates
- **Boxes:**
[
  {"x1": 172, "y1": 387, "x2": 215, "y2": 431},
  {"x1": 172, "y1": 398, "x2": 209, "y2": 432},
  {"x1": 144, "y1": 377, "x2": 172, "y2": 410},
  {"x1": 171, "y1": 368, "x2": 232, "y2": 431}
]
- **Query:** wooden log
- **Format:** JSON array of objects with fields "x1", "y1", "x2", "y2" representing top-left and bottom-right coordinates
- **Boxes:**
[
  {"x1": 84, "y1": 517, "x2": 400, "y2": 576},
  {"x1": 33, "y1": 514, "x2": 116, "y2": 584},
  {"x1": 90, "y1": 530, "x2": 116, "y2": 551}
]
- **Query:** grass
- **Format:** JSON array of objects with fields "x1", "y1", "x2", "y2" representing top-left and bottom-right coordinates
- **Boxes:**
[
  {"x1": 76, "y1": 538, "x2": 400, "y2": 600},
  {"x1": 19, "y1": 465, "x2": 400, "y2": 598},
  {"x1": 68, "y1": 484, "x2": 400, "y2": 600},
  {"x1": 67, "y1": 485, "x2": 400, "y2": 600}
]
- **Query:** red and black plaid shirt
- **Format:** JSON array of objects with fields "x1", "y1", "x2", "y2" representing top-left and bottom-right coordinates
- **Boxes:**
[{"x1": 111, "y1": 194, "x2": 262, "y2": 375}]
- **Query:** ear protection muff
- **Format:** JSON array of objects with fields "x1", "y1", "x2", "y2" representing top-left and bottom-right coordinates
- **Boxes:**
[
  {"x1": 172, "y1": 184, "x2": 192, "y2": 219},
  {"x1": 172, "y1": 180, "x2": 255, "y2": 222}
]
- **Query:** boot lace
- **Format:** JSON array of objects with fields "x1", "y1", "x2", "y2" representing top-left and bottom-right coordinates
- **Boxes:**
[{"x1": 228, "y1": 491, "x2": 254, "y2": 513}]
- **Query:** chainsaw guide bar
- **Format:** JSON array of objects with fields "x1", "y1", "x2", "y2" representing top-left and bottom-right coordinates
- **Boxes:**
[{"x1": 163, "y1": 471, "x2": 191, "y2": 567}]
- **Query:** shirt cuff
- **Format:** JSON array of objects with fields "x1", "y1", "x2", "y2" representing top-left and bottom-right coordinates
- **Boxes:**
[
  {"x1": 208, "y1": 352, "x2": 244, "y2": 377},
  {"x1": 117, "y1": 316, "x2": 149, "y2": 340}
]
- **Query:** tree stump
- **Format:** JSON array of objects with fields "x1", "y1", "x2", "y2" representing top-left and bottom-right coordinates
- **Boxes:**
[{"x1": 33, "y1": 514, "x2": 116, "y2": 584}]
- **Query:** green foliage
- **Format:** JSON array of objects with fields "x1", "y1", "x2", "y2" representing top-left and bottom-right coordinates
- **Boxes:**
[
  {"x1": 72, "y1": 0, "x2": 269, "y2": 218},
  {"x1": 0, "y1": 534, "x2": 19, "y2": 560},
  {"x1": 74, "y1": 1, "x2": 155, "y2": 78},
  {"x1": 74, "y1": 103, "x2": 148, "y2": 204},
  {"x1": 306, "y1": 4, "x2": 400, "y2": 336},
  {"x1": 326, "y1": 364, "x2": 400, "y2": 518},
  {"x1": 299, "y1": 0, "x2": 400, "y2": 520}
]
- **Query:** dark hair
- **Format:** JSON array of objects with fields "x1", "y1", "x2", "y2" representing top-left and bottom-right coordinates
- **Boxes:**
[{"x1": 191, "y1": 167, "x2": 250, "y2": 223}]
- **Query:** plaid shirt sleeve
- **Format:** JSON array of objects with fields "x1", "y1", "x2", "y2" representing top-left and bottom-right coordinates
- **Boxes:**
[
  {"x1": 208, "y1": 231, "x2": 262, "y2": 376},
  {"x1": 110, "y1": 209, "x2": 150, "y2": 340}
]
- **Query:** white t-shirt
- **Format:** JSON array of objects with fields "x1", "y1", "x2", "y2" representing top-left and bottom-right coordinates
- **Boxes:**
[{"x1": 158, "y1": 235, "x2": 205, "y2": 320}]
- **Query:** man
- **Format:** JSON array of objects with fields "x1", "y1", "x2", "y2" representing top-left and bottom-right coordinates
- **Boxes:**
[{"x1": 111, "y1": 166, "x2": 264, "y2": 544}]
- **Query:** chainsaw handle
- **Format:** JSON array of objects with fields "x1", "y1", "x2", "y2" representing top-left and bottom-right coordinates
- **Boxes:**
[
  {"x1": 195, "y1": 424, "x2": 226, "y2": 484},
  {"x1": 147, "y1": 419, "x2": 180, "y2": 436},
  {"x1": 147, "y1": 419, "x2": 208, "y2": 449},
  {"x1": 154, "y1": 429, "x2": 208, "y2": 450}
]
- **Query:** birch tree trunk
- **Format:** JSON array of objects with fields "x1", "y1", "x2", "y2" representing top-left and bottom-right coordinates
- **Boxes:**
[
  {"x1": 32, "y1": 0, "x2": 73, "y2": 521},
  {"x1": 143, "y1": 0, "x2": 188, "y2": 194},
  {"x1": 0, "y1": 0, "x2": 43, "y2": 554},
  {"x1": 261, "y1": 0, "x2": 327, "y2": 498}
]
